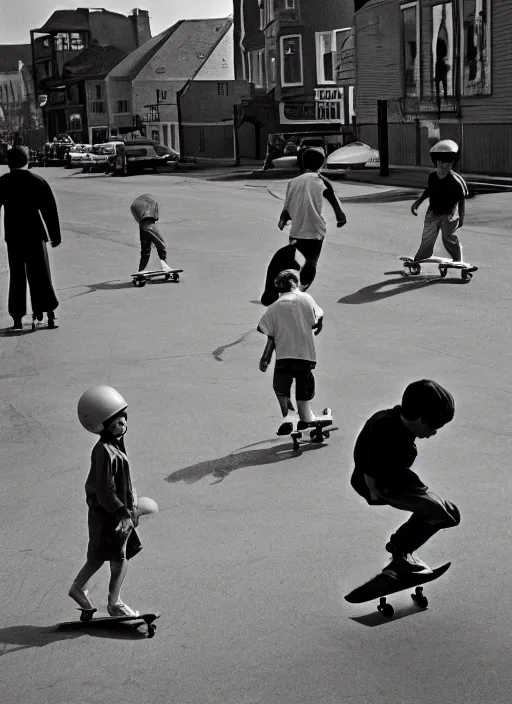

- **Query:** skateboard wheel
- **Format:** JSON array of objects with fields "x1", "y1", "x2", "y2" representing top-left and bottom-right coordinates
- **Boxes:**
[
  {"x1": 410, "y1": 264, "x2": 421, "y2": 276},
  {"x1": 412, "y1": 594, "x2": 428, "y2": 608},
  {"x1": 139, "y1": 281, "x2": 146, "y2": 287},
  {"x1": 439, "y1": 266, "x2": 448, "y2": 278},
  {"x1": 324, "y1": 431, "x2": 330, "y2": 439},
  {"x1": 147, "y1": 624, "x2": 156, "y2": 638},
  {"x1": 132, "y1": 280, "x2": 138, "y2": 287},
  {"x1": 461, "y1": 271, "x2": 472, "y2": 282},
  {"x1": 165, "y1": 274, "x2": 171, "y2": 281},
  {"x1": 377, "y1": 602, "x2": 394, "y2": 618},
  {"x1": 174, "y1": 274, "x2": 180, "y2": 282}
]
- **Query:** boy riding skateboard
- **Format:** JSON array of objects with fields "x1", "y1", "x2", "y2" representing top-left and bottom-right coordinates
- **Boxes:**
[
  {"x1": 278, "y1": 148, "x2": 346, "y2": 290},
  {"x1": 130, "y1": 194, "x2": 173, "y2": 274},
  {"x1": 410, "y1": 139, "x2": 468, "y2": 262},
  {"x1": 350, "y1": 379, "x2": 460, "y2": 578},
  {"x1": 257, "y1": 269, "x2": 327, "y2": 434}
]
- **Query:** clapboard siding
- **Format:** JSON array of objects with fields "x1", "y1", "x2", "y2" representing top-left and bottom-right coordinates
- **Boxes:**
[
  {"x1": 460, "y1": 124, "x2": 512, "y2": 173},
  {"x1": 355, "y1": 0, "x2": 401, "y2": 123}
]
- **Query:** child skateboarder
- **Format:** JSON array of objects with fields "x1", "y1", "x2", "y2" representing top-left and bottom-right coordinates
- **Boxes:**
[
  {"x1": 278, "y1": 147, "x2": 346, "y2": 290},
  {"x1": 130, "y1": 194, "x2": 172, "y2": 273},
  {"x1": 350, "y1": 379, "x2": 460, "y2": 578},
  {"x1": 70, "y1": 385, "x2": 158, "y2": 617},
  {"x1": 257, "y1": 269, "x2": 327, "y2": 434},
  {"x1": 410, "y1": 140, "x2": 468, "y2": 262}
]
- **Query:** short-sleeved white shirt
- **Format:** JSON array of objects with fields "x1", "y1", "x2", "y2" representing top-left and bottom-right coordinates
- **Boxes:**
[
  {"x1": 258, "y1": 290, "x2": 324, "y2": 362},
  {"x1": 283, "y1": 172, "x2": 327, "y2": 240}
]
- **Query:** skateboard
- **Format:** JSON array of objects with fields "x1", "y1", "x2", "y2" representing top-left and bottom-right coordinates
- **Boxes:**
[
  {"x1": 400, "y1": 256, "x2": 477, "y2": 282},
  {"x1": 31, "y1": 312, "x2": 57, "y2": 330},
  {"x1": 290, "y1": 407, "x2": 338, "y2": 453},
  {"x1": 131, "y1": 269, "x2": 183, "y2": 287},
  {"x1": 57, "y1": 608, "x2": 160, "y2": 638},
  {"x1": 345, "y1": 562, "x2": 451, "y2": 618}
]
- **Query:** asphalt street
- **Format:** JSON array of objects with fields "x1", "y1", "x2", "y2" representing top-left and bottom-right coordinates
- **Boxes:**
[{"x1": 1, "y1": 165, "x2": 512, "y2": 704}]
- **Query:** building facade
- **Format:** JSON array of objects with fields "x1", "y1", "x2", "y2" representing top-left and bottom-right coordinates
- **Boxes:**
[
  {"x1": 31, "y1": 7, "x2": 151, "y2": 144},
  {"x1": 0, "y1": 44, "x2": 44, "y2": 151},
  {"x1": 355, "y1": 0, "x2": 512, "y2": 173},
  {"x1": 233, "y1": 0, "x2": 357, "y2": 159},
  {"x1": 106, "y1": 18, "x2": 236, "y2": 157}
]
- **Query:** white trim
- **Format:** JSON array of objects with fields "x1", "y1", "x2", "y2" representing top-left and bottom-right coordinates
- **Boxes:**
[
  {"x1": 181, "y1": 121, "x2": 234, "y2": 126},
  {"x1": 400, "y1": 0, "x2": 421, "y2": 97},
  {"x1": 315, "y1": 32, "x2": 336, "y2": 85},
  {"x1": 280, "y1": 34, "x2": 303, "y2": 87}
]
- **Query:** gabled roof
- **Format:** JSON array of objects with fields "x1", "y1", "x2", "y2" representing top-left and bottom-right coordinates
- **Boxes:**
[
  {"x1": 135, "y1": 18, "x2": 232, "y2": 82},
  {"x1": 106, "y1": 23, "x2": 179, "y2": 80},
  {"x1": 107, "y1": 17, "x2": 232, "y2": 83},
  {"x1": 63, "y1": 44, "x2": 127, "y2": 78},
  {"x1": 35, "y1": 9, "x2": 90, "y2": 33},
  {"x1": 0, "y1": 44, "x2": 32, "y2": 72}
]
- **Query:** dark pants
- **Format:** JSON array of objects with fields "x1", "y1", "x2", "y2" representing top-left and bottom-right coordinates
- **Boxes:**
[
  {"x1": 261, "y1": 243, "x2": 301, "y2": 306},
  {"x1": 139, "y1": 219, "x2": 167, "y2": 271},
  {"x1": 378, "y1": 486, "x2": 460, "y2": 554},
  {"x1": 7, "y1": 238, "x2": 58, "y2": 319},
  {"x1": 290, "y1": 238, "x2": 323, "y2": 288}
]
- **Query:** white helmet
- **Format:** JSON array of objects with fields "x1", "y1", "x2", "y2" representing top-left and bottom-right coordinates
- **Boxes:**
[
  {"x1": 77, "y1": 385, "x2": 127, "y2": 434},
  {"x1": 430, "y1": 139, "x2": 459, "y2": 161}
]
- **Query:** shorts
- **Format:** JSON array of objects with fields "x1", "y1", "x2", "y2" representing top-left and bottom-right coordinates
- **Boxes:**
[
  {"x1": 86, "y1": 506, "x2": 142, "y2": 562},
  {"x1": 273, "y1": 359, "x2": 316, "y2": 401}
]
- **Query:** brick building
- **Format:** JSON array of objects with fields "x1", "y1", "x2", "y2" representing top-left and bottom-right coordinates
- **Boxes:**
[
  {"x1": 233, "y1": 0, "x2": 356, "y2": 160},
  {"x1": 355, "y1": 0, "x2": 512, "y2": 174},
  {"x1": 30, "y1": 7, "x2": 151, "y2": 144}
]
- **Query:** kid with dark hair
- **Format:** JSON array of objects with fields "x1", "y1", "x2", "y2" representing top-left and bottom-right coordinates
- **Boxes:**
[
  {"x1": 130, "y1": 194, "x2": 173, "y2": 274},
  {"x1": 258, "y1": 269, "x2": 327, "y2": 435},
  {"x1": 351, "y1": 379, "x2": 460, "y2": 578},
  {"x1": 278, "y1": 148, "x2": 346, "y2": 290}
]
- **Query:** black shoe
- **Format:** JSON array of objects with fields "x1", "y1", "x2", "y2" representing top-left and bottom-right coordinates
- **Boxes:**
[
  {"x1": 47, "y1": 312, "x2": 56, "y2": 329},
  {"x1": 277, "y1": 421, "x2": 294, "y2": 436},
  {"x1": 10, "y1": 318, "x2": 23, "y2": 331}
]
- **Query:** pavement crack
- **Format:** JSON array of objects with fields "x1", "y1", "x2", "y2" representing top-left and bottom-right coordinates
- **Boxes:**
[{"x1": 211, "y1": 330, "x2": 253, "y2": 361}]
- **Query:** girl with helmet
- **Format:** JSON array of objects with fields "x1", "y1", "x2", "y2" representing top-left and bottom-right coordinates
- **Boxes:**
[
  {"x1": 69, "y1": 385, "x2": 158, "y2": 617},
  {"x1": 410, "y1": 139, "x2": 468, "y2": 262}
]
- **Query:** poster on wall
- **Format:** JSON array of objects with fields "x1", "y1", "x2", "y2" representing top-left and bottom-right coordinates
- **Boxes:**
[
  {"x1": 431, "y1": 3, "x2": 454, "y2": 97},
  {"x1": 462, "y1": 0, "x2": 491, "y2": 95}
]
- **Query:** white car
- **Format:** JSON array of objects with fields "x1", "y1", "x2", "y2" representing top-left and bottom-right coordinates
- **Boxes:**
[
  {"x1": 323, "y1": 141, "x2": 380, "y2": 172},
  {"x1": 65, "y1": 144, "x2": 92, "y2": 168},
  {"x1": 81, "y1": 143, "x2": 119, "y2": 173}
]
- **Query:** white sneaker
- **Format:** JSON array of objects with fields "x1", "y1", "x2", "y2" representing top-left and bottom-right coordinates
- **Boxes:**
[
  {"x1": 383, "y1": 553, "x2": 433, "y2": 579},
  {"x1": 160, "y1": 261, "x2": 172, "y2": 273}
]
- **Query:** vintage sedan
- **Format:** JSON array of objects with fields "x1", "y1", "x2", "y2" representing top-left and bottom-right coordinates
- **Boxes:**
[
  {"x1": 81, "y1": 143, "x2": 119, "y2": 173},
  {"x1": 65, "y1": 144, "x2": 93, "y2": 168}
]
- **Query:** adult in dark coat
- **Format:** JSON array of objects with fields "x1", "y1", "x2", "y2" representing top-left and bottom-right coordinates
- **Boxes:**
[{"x1": 0, "y1": 146, "x2": 61, "y2": 330}]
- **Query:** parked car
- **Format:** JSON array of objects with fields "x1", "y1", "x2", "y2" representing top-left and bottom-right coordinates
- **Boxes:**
[
  {"x1": 108, "y1": 140, "x2": 177, "y2": 176},
  {"x1": 65, "y1": 144, "x2": 93, "y2": 169},
  {"x1": 43, "y1": 135, "x2": 75, "y2": 166},
  {"x1": 81, "y1": 142, "x2": 119, "y2": 173},
  {"x1": 323, "y1": 141, "x2": 380, "y2": 172}
]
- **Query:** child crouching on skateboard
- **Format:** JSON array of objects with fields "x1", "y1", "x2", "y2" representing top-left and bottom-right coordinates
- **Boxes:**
[
  {"x1": 130, "y1": 194, "x2": 172, "y2": 273},
  {"x1": 410, "y1": 140, "x2": 468, "y2": 262},
  {"x1": 257, "y1": 269, "x2": 328, "y2": 435},
  {"x1": 350, "y1": 379, "x2": 460, "y2": 579},
  {"x1": 69, "y1": 385, "x2": 158, "y2": 617}
]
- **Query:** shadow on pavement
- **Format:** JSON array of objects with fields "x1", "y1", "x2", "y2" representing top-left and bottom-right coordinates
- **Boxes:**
[
  {"x1": 165, "y1": 438, "x2": 324, "y2": 484},
  {"x1": 348, "y1": 603, "x2": 428, "y2": 627},
  {"x1": 0, "y1": 622, "x2": 145, "y2": 654},
  {"x1": 338, "y1": 274, "x2": 462, "y2": 304}
]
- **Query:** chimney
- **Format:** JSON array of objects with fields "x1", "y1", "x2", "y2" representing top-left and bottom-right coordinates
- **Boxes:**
[{"x1": 130, "y1": 8, "x2": 151, "y2": 47}]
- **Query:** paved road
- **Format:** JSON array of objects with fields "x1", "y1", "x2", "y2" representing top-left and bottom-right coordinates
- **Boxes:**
[{"x1": 1, "y1": 166, "x2": 512, "y2": 704}]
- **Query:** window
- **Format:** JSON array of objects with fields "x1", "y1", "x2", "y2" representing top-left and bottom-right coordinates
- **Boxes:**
[
  {"x1": 55, "y1": 33, "x2": 69, "y2": 51},
  {"x1": 162, "y1": 124, "x2": 169, "y2": 146},
  {"x1": 285, "y1": 0, "x2": 295, "y2": 8},
  {"x1": 95, "y1": 84, "x2": 102, "y2": 100},
  {"x1": 70, "y1": 32, "x2": 84, "y2": 50},
  {"x1": 117, "y1": 100, "x2": 129, "y2": 113},
  {"x1": 91, "y1": 101, "x2": 105, "y2": 114},
  {"x1": 151, "y1": 129, "x2": 159, "y2": 142},
  {"x1": 218, "y1": 82, "x2": 229, "y2": 96},
  {"x1": 68, "y1": 113, "x2": 81, "y2": 130},
  {"x1": 315, "y1": 87, "x2": 343, "y2": 122},
  {"x1": 159, "y1": 90, "x2": 167, "y2": 101},
  {"x1": 316, "y1": 32, "x2": 335, "y2": 84},
  {"x1": 280, "y1": 35, "x2": 303, "y2": 87},
  {"x1": 199, "y1": 128, "x2": 205, "y2": 153},
  {"x1": 431, "y1": 2, "x2": 454, "y2": 97},
  {"x1": 401, "y1": 2, "x2": 420, "y2": 96},
  {"x1": 461, "y1": 0, "x2": 491, "y2": 95},
  {"x1": 249, "y1": 49, "x2": 265, "y2": 88},
  {"x1": 171, "y1": 124, "x2": 177, "y2": 149},
  {"x1": 334, "y1": 28, "x2": 355, "y2": 84},
  {"x1": 267, "y1": 48, "x2": 276, "y2": 90}
]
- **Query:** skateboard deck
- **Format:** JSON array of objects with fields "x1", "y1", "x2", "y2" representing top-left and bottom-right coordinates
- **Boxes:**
[
  {"x1": 57, "y1": 609, "x2": 160, "y2": 638},
  {"x1": 400, "y1": 256, "x2": 477, "y2": 282},
  {"x1": 290, "y1": 408, "x2": 338, "y2": 453},
  {"x1": 345, "y1": 562, "x2": 451, "y2": 618},
  {"x1": 131, "y1": 269, "x2": 182, "y2": 287}
]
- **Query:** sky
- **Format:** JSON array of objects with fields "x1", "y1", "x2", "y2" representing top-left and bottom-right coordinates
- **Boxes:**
[{"x1": 0, "y1": 0, "x2": 234, "y2": 45}]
